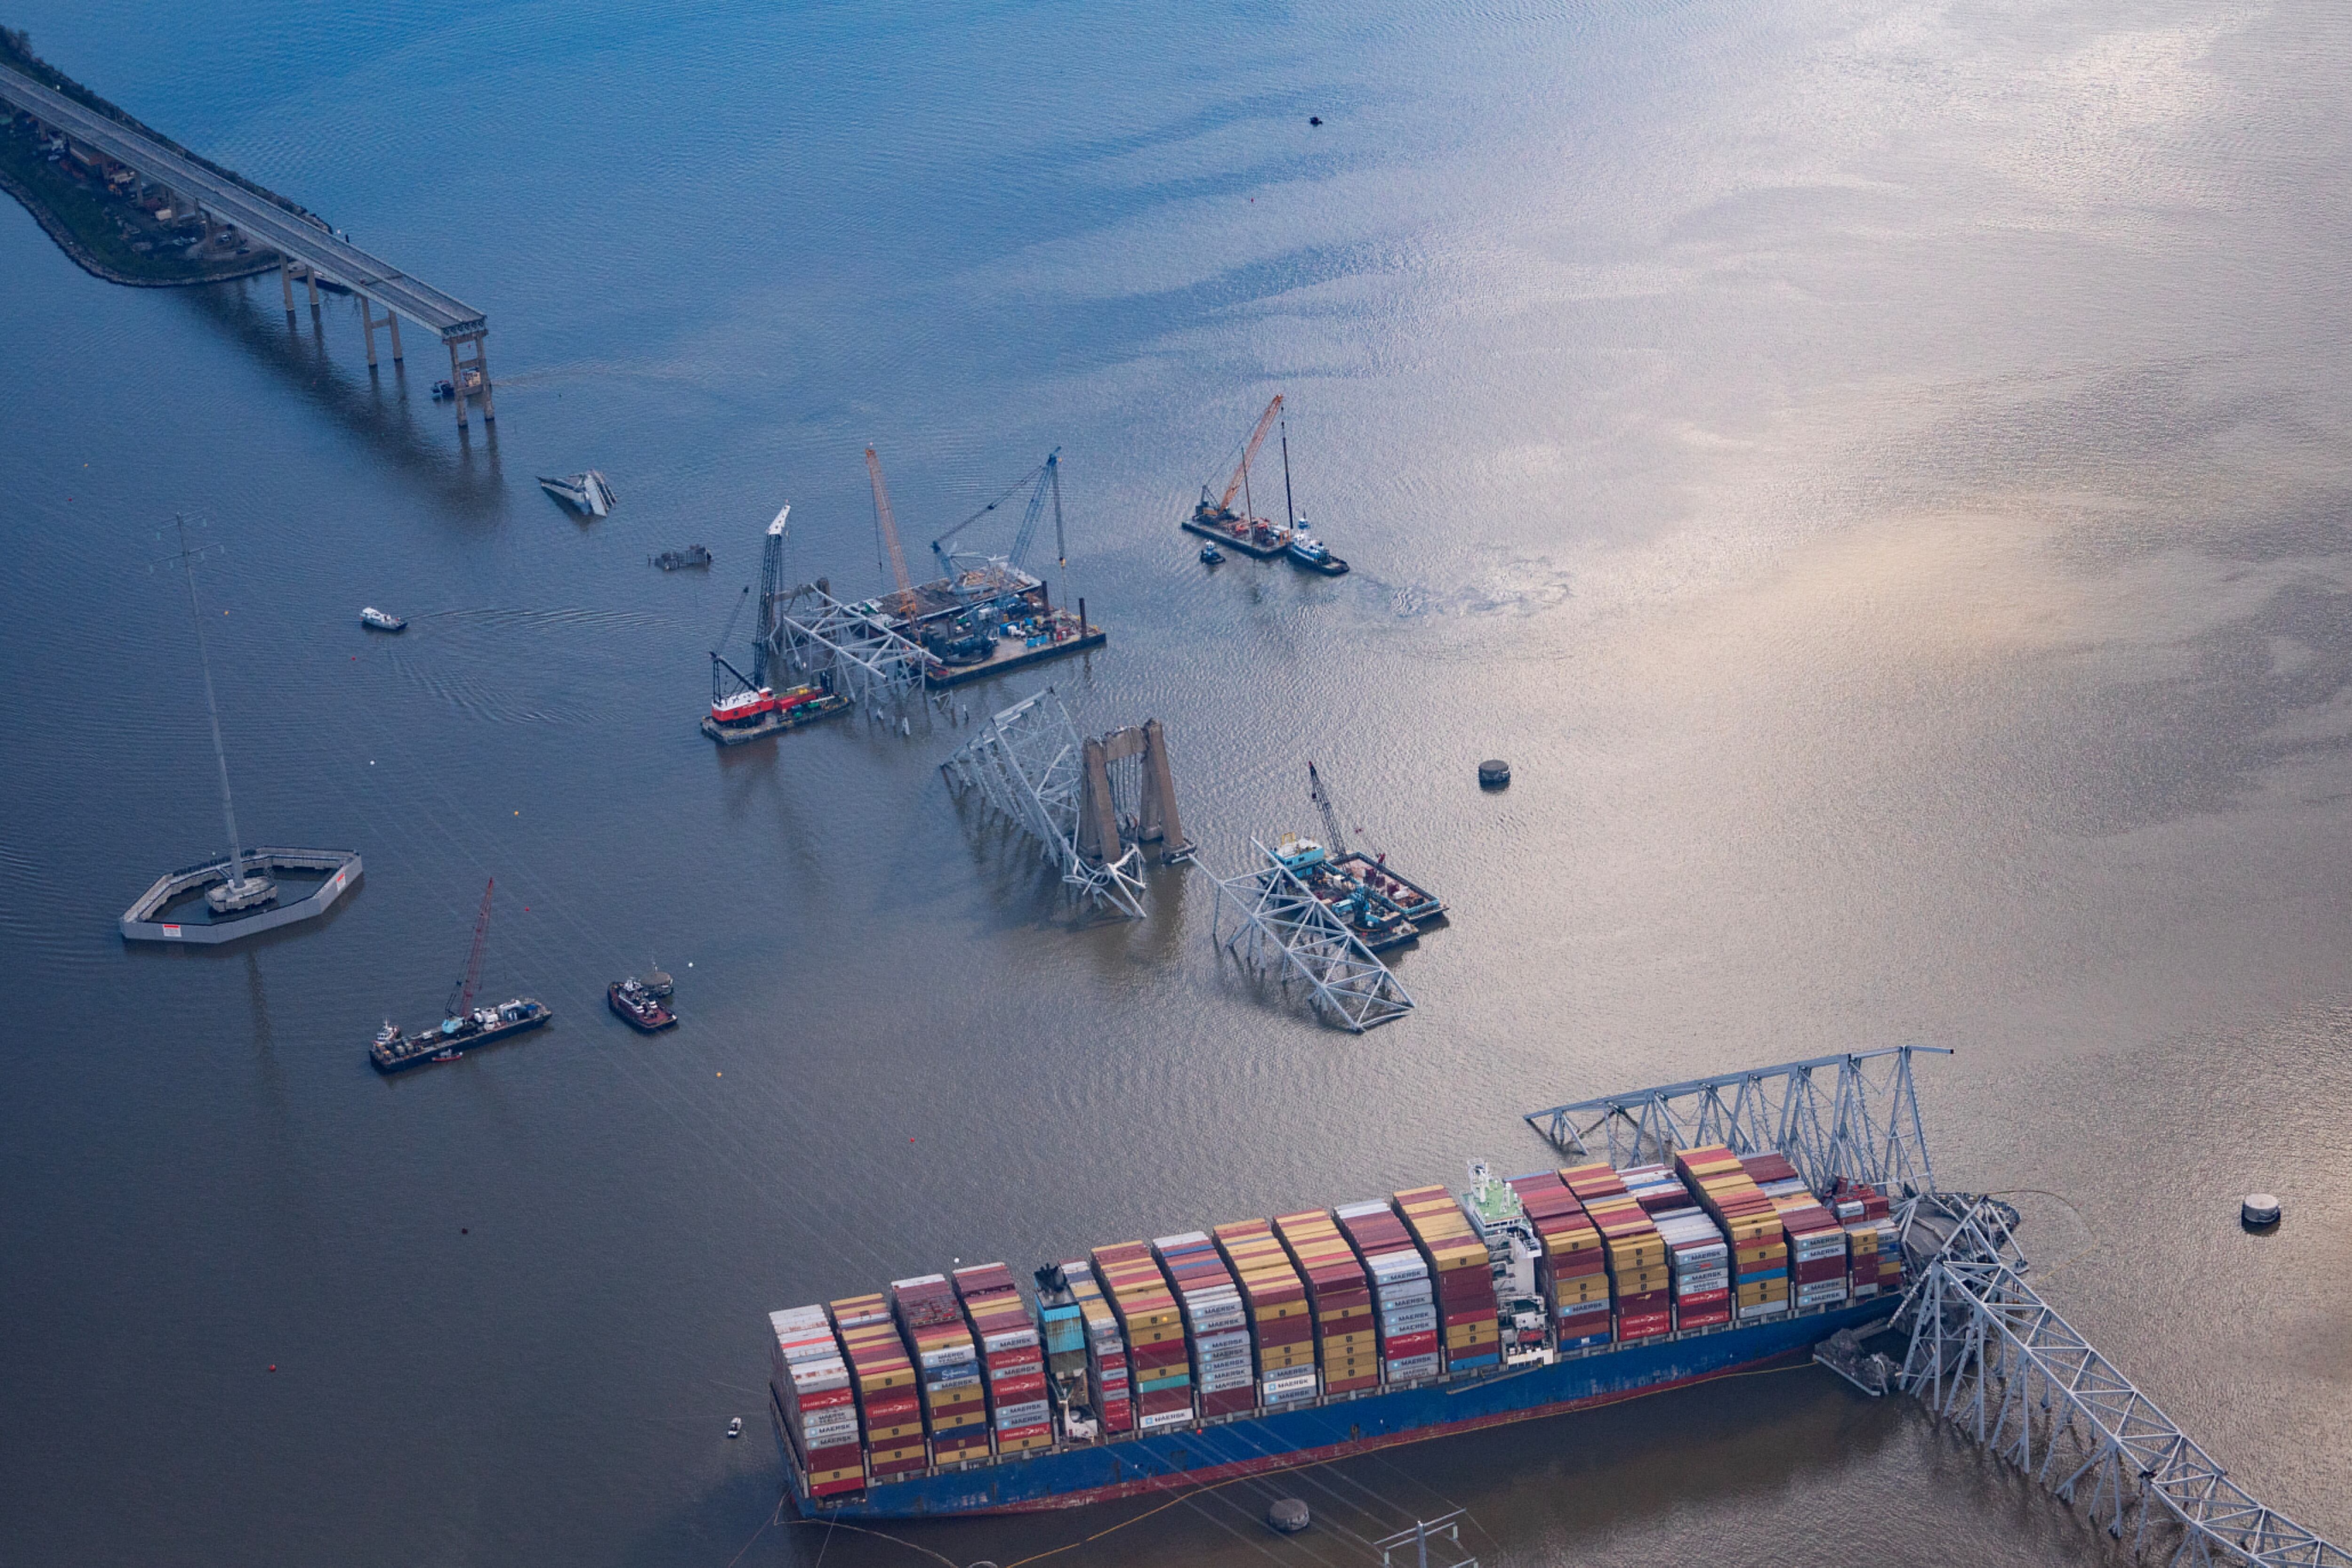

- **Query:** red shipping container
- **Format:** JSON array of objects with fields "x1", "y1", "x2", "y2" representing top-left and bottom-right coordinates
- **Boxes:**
[
  {"x1": 1442, "y1": 1305, "x2": 1497, "y2": 1328},
  {"x1": 798, "y1": 1439, "x2": 864, "y2": 1472},
  {"x1": 1381, "y1": 1329, "x2": 1438, "y2": 1358},
  {"x1": 1138, "y1": 1386, "x2": 1192, "y2": 1413},
  {"x1": 1615, "y1": 1288, "x2": 1670, "y2": 1313},
  {"x1": 1676, "y1": 1308, "x2": 1731, "y2": 1330},
  {"x1": 1794, "y1": 1258, "x2": 1846, "y2": 1284},
  {"x1": 1674, "y1": 1289, "x2": 1730, "y2": 1311},
  {"x1": 1325, "y1": 1372, "x2": 1381, "y2": 1393},
  {"x1": 1617, "y1": 1313, "x2": 1671, "y2": 1341},
  {"x1": 989, "y1": 1372, "x2": 1048, "y2": 1403},
  {"x1": 1199, "y1": 1388, "x2": 1255, "y2": 1417}
]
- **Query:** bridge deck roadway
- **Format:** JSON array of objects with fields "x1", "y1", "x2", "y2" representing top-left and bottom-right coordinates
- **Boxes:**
[{"x1": 1, "y1": 63, "x2": 486, "y2": 341}]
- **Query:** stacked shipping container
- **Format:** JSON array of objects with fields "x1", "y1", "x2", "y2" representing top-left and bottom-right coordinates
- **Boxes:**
[
  {"x1": 1507, "y1": 1172, "x2": 1611, "y2": 1349},
  {"x1": 1092, "y1": 1242, "x2": 1192, "y2": 1432},
  {"x1": 1152, "y1": 1233, "x2": 1255, "y2": 1417},
  {"x1": 769, "y1": 1305, "x2": 867, "y2": 1497},
  {"x1": 1831, "y1": 1179, "x2": 1901, "y2": 1298},
  {"x1": 829, "y1": 1293, "x2": 927, "y2": 1480},
  {"x1": 1564, "y1": 1164, "x2": 1671, "y2": 1342},
  {"x1": 1055, "y1": 1261, "x2": 1134, "y2": 1433},
  {"x1": 1394, "y1": 1185, "x2": 1502, "y2": 1373},
  {"x1": 770, "y1": 1152, "x2": 1911, "y2": 1501},
  {"x1": 890, "y1": 1274, "x2": 993, "y2": 1464},
  {"x1": 1273, "y1": 1210, "x2": 1380, "y2": 1393},
  {"x1": 1214, "y1": 1221, "x2": 1319, "y2": 1408},
  {"x1": 952, "y1": 1264, "x2": 1054, "y2": 1455},
  {"x1": 1334, "y1": 1201, "x2": 1440, "y2": 1382},
  {"x1": 1673, "y1": 1146, "x2": 1789, "y2": 1321}
]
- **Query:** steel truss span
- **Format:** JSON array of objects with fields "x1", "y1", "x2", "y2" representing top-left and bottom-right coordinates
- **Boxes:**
[
  {"x1": 941, "y1": 687, "x2": 1146, "y2": 918},
  {"x1": 1209, "y1": 838, "x2": 1414, "y2": 1032},
  {"x1": 766, "y1": 581, "x2": 927, "y2": 712},
  {"x1": 1522, "y1": 1045, "x2": 1947, "y2": 1197},
  {"x1": 1898, "y1": 1195, "x2": 2350, "y2": 1568}
]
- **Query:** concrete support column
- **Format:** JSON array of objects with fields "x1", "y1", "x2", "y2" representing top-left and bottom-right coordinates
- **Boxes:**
[
  {"x1": 304, "y1": 265, "x2": 319, "y2": 309},
  {"x1": 359, "y1": 298, "x2": 404, "y2": 368},
  {"x1": 280, "y1": 262, "x2": 295, "y2": 312},
  {"x1": 473, "y1": 338, "x2": 495, "y2": 422},
  {"x1": 448, "y1": 337, "x2": 470, "y2": 428}
]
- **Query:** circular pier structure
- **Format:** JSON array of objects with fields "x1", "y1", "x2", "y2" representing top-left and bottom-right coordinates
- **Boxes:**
[
  {"x1": 120, "y1": 848, "x2": 362, "y2": 946},
  {"x1": 1266, "y1": 1499, "x2": 1311, "y2": 1534},
  {"x1": 2242, "y1": 1192, "x2": 2281, "y2": 1228},
  {"x1": 1478, "y1": 758, "x2": 1511, "y2": 789}
]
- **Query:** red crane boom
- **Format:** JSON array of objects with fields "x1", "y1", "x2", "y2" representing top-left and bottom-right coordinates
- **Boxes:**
[
  {"x1": 865, "y1": 446, "x2": 917, "y2": 616},
  {"x1": 446, "y1": 877, "x2": 494, "y2": 1020},
  {"x1": 1218, "y1": 394, "x2": 1284, "y2": 514}
]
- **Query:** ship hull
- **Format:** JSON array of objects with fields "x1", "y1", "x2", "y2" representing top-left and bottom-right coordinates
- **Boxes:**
[{"x1": 777, "y1": 1296, "x2": 1894, "y2": 1518}]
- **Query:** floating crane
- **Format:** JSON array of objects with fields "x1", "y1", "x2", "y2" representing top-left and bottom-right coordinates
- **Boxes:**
[
  {"x1": 1219, "y1": 395, "x2": 1284, "y2": 520},
  {"x1": 1186, "y1": 396, "x2": 1297, "y2": 555},
  {"x1": 1307, "y1": 759, "x2": 1382, "y2": 862},
  {"x1": 931, "y1": 449, "x2": 1065, "y2": 581},
  {"x1": 866, "y1": 446, "x2": 918, "y2": 618},
  {"x1": 445, "y1": 877, "x2": 494, "y2": 1023}
]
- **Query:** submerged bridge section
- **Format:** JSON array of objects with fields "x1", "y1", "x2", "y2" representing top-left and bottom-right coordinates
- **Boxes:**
[
  {"x1": 0, "y1": 63, "x2": 494, "y2": 426},
  {"x1": 1526, "y1": 1051, "x2": 2350, "y2": 1568}
]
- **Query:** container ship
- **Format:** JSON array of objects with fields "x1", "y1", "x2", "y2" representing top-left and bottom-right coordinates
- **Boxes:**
[{"x1": 766, "y1": 1148, "x2": 1905, "y2": 1517}]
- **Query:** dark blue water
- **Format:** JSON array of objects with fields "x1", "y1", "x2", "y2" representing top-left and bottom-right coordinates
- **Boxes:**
[{"x1": 5, "y1": 1, "x2": 2351, "y2": 1564}]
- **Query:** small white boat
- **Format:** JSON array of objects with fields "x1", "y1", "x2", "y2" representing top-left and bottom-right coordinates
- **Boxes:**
[
  {"x1": 539, "y1": 470, "x2": 617, "y2": 518},
  {"x1": 726, "y1": 1417, "x2": 743, "y2": 1440},
  {"x1": 360, "y1": 607, "x2": 407, "y2": 632}
]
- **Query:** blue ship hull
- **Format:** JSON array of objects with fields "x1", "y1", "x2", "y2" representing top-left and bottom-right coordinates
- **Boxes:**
[{"x1": 776, "y1": 1297, "x2": 1896, "y2": 1518}]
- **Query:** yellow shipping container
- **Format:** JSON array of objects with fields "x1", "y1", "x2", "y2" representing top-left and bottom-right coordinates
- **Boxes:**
[
  {"x1": 1736, "y1": 1280, "x2": 1789, "y2": 1305},
  {"x1": 997, "y1": 1432, "x2": 1054, "y2": 1455},
  {"x1": 867, "y1": 1417, "x2": 925, "y2": 1443}
]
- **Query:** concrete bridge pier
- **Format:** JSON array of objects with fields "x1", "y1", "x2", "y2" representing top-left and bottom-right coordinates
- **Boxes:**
[
  {"x1": 361, "y1": 297, "x2": 403, "y2": 367},
  {"x1": 445, "y1": 331, "x2": 494, "y2": 427},
  {"x1": 279, "y1": 260, "x2": 319, "y2": 313}
]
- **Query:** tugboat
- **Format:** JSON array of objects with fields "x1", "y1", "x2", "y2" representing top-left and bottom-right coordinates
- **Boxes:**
[
  {"x1": 359, "y1": 606, "x2": 407, "y2": 632},
  {"x1": 1276, "y1": 421, "x2": 1349, "y2": 574},
  {"x1": 1199, "y1": 543, "x2": 1225, "y2": 565},
  {"x1": 1286, "y1": 527, "x2": 1348, "y2": 576},
  {"x1": 651, "y1": 545, "x2": 713, "y2": 571},
  {"x1": 370, "y1": 880, "x2": 551, "y2": 1073},
  {"x1": 608, "y1": 975, "x2": 677, "y2": 1032},
  {"x1": 538, "y1": 470, "x2": 618, "y2": 518}
]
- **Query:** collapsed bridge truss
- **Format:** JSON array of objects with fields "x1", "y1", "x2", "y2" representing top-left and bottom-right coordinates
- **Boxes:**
[
  {"x1": 1210, "y1": 840, "x2": 1414, "y2": 1032},
  {"x1": 940, "y1": 687, "x2": 1149, "y2": 917},
  {"x1": 1524, "y1": 1051, "x2": 2348, "y2": 1568}
]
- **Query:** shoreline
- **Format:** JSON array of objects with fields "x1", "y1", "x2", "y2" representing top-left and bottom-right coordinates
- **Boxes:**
[{"x1": 0, "y1": 163, "x2": 279, "y2": 287}]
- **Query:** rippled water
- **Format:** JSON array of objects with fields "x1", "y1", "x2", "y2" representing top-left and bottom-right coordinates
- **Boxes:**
[{"x1": 5, "y1": 1, "x2": 2351, "y2": 1564}]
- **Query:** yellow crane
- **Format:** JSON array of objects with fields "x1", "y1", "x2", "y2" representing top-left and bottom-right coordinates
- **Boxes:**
[{"x1": 865, "y1": 446, "x2": 918, "y2": 617}]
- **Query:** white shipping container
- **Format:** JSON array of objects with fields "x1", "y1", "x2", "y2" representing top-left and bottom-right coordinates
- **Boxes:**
[
  {"x1": 1137, "y1": 1407, "x2": 1194, "y2": 1432},
  {"x1": 1674, "y1": 1269, "x2": 1731, "y2": 1294},
  {"x1": 1384, "y1": 1353, "x2": 1441, "y2": 1380},
  {"x1": 981, "y1": 1327, "x2": 1040, "y2": 1353},
  {"x1": 1262, "y1": 1370, "x2": 1319, "y2": 1396},
  {"x1": 993, "y1": 1400, "x2": 1051, "y2": 1428}
]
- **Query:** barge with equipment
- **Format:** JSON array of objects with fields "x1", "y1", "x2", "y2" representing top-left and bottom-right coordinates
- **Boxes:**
[
  {"x1": 765, "y1": 1074, "x2": 1919, "y2": 1518},
  {"x1": 371, "y1": 878, "x2": 548, "y2": 1072}
]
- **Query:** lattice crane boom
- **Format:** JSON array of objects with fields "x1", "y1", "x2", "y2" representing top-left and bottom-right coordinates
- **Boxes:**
[
  {"x1": 865, "y1": 446, "x2": 916, "y2": 615},
  {"x1": 1218, "y1": 395, "x2": 1284, "y2": 514},
  {"x1": 446, "y1": 877, "x2": 493, "y2": 1020}
]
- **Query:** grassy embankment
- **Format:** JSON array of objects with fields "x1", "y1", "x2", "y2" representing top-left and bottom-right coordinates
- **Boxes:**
[{"x1": 0, "y1": 24, "x2": 289, "y2": 284}]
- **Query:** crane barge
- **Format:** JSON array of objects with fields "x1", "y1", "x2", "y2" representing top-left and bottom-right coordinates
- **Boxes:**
[
  {"x1": 369, "y1": 878, "x2": 550, "y2": 1072},
  {"x1": 1185, "y1": 395, "x2": 1294, "y2": 557}
]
